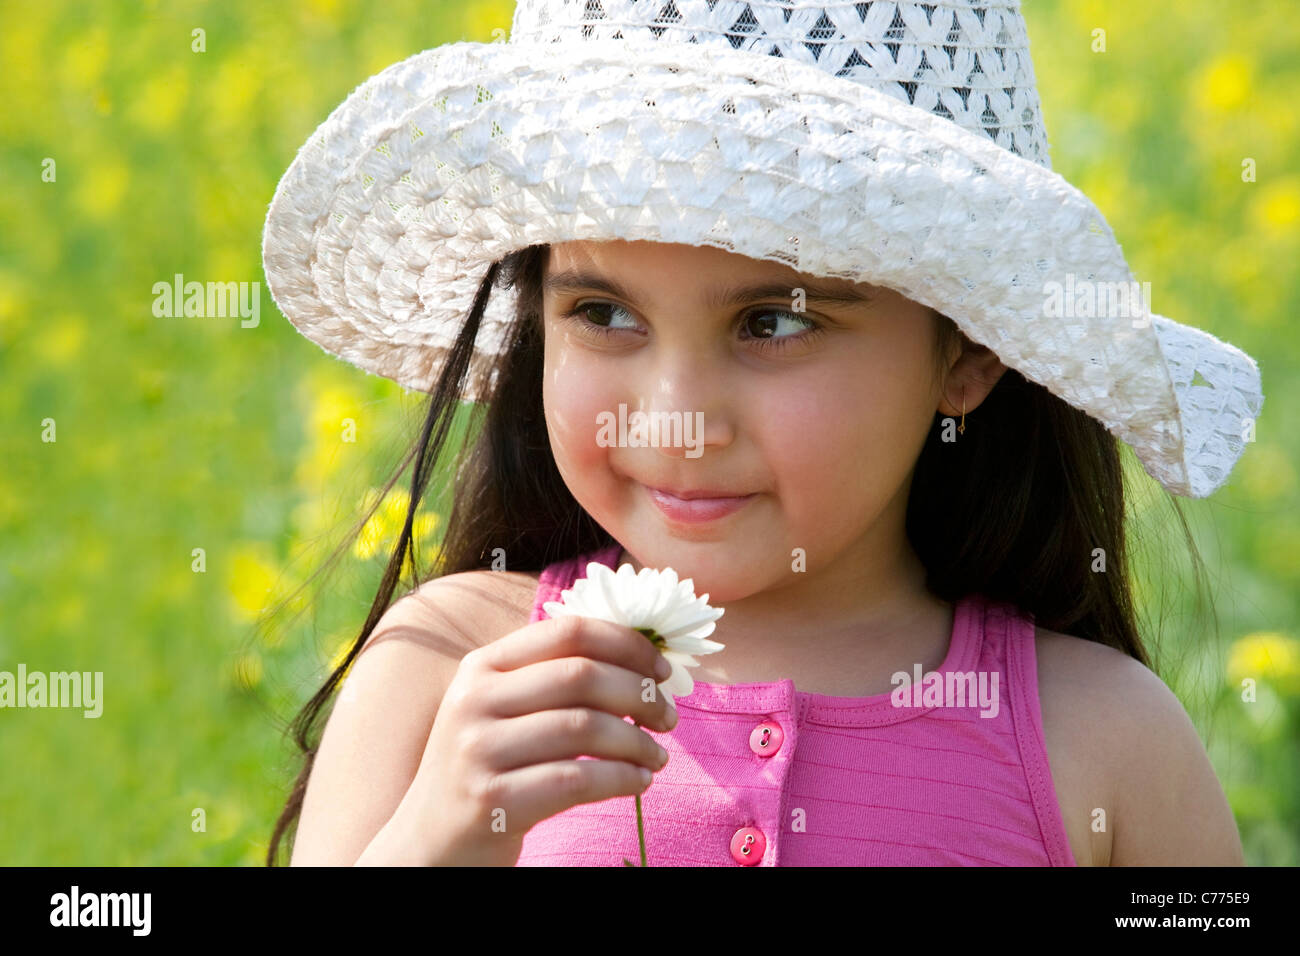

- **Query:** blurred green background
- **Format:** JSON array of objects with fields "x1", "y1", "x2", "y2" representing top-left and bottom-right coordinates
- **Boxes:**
[{"x1": 0, "y1": 0, "x2": 1296, "y2": 865}]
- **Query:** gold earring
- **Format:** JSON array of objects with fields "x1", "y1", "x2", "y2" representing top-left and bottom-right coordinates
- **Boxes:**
[{"x1": 958, "y1": 395, "x2": 966, "y2": 435}]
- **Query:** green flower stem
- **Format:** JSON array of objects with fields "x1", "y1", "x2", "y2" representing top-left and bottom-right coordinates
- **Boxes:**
[
  {"x1": 622, "y1": 627, "x2": 663, "y2": 867},
  {"x1": 635, "y1": 790, "x2": 648, "y2": 865},
  {"x1": 622, "y1": 718, "x2": 651, "y2": 866}
]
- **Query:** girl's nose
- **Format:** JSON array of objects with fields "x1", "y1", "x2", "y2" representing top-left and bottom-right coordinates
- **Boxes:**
[
  {"x1": 635, "y1": 399, "x2": 734, "y2": 459},
  {"x1": 632, "y1": 342, "x2": 737, "y2": 456}
]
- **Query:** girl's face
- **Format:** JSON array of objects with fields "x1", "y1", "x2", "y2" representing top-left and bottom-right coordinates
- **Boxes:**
[{"x1": 541, "y1": 239, "x2": 960, "y2": 605}]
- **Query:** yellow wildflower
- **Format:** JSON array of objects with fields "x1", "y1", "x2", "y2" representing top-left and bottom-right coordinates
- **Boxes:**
[{"x1": 1227, "y1": 632, "x2": 1300, "y2": 693}]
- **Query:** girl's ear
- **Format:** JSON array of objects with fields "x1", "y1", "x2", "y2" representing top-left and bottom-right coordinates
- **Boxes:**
[{"x1": 936, "y1": 340, "x2": 1007, "y2": 417}]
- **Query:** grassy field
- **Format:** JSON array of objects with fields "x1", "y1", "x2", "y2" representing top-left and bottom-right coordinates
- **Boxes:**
[{"x1": 0, "y1": 0, "x2": 1296, "y2": 865}]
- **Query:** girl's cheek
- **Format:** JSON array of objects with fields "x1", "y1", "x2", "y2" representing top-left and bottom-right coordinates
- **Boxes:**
[
  {"x1": 543, "y1": 342, "x2": 622, "y2": 484},
  {"x1": 750, "y1": 381, "x2": 851, "y2": 519},
  {"x1": 749, "y1": 362, "x2": 910, "y2": 524}
]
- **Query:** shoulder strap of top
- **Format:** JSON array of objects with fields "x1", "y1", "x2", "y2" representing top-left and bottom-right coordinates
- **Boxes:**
[
  {"x1": 999, "y1": 597, "x2": 1078, "y2": 866},
  {"x1": 529, "y1": 542, "x2": 624, "y2": 624}
]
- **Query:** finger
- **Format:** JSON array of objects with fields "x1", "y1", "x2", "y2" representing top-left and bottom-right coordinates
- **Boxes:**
[
  {"x1": 472, "y1": 708, "x2": 671, "y2": 775},
  {"x1": 481, "y1": 655, "x2": 677, "y2": 733},
  {"x1": 489, "y1": 758, "x2": 654, "y2": 827},
  {"x1": 476, "y1": 614, "x2": 670, "y2": 686}
]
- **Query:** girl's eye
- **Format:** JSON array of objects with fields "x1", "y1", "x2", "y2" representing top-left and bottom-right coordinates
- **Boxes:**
[
  {"x1": 738, "y1": 309, "x2": 818, "y2": 345},
  {"x1": 557, "y1": 302, "x2": 824, "y2": 353},
  {"x1": 558, "y1": 301, "x2": 640, "y2": 336}
]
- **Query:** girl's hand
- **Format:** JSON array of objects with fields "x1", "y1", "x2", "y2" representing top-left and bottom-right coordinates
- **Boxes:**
[{"x1": 385, "y1": 614, "x2": 678, "y2": 866}]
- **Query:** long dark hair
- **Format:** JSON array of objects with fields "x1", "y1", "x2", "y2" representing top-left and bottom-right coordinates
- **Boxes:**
[{"x1": 263, "y1": 241, "x2": 1214, "y2": 865}]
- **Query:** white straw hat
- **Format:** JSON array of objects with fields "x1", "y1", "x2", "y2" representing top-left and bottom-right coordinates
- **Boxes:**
[{"x1": 262, "y1": 0, "x2": 1263, "y2": 499}]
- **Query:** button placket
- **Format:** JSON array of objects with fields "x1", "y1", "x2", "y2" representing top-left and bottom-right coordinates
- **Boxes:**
[
  {"x1": 711, "y1": 686, "x2": 798, "y2": 867},
  {"x1": 726, "y1": 714, "x2": 788, "y2": 864}
]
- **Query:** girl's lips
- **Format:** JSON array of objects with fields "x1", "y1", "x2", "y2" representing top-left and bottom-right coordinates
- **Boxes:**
[{"x1": 644, "y1": 485, "x2": 755, "y2": 523}]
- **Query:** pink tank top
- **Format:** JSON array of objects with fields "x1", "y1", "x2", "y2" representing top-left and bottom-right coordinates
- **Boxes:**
[{"x1": 514, "y1": 542, "x2": 1077, "y2": 867}]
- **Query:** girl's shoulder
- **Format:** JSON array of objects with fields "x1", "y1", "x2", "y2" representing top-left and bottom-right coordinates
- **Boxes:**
[
  {"x1": 1033, "y1": 626, "x2": 1127, "y2": 866},
  {"x1": 383, "y1": 567, "x2": 542, "y2": 649},
  {"x1": 1033, "y1": 626, "x2": 1243, "y2": 866},
  {"x1": 354, "y1": 568, "x2": 544, "y2": 672}
]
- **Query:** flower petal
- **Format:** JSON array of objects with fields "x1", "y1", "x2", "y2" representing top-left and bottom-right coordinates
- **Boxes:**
[
  {"x1": 541, "y1": 600, "x2": 576, "y2": 620},
  {"x1": 573, "y1": 564, "x2": 623, "y2": 624},
  {"x1": 664, "y1": 636, "x2": 726, "y2": 656},
  {"x1": 661, "y1": 661, "x2": 694, "y2": 700},
  {"x1": 656, "y1": 612, "x2": 722, "y2": 642},
  {"x1": 662, "y1": 650, "x2": 702, "y2": 670}
]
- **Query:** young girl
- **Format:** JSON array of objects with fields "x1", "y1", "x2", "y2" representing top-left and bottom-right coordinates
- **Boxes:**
[{"x1": 260, "y1": 0, "x2": 1262, "y2": 867}]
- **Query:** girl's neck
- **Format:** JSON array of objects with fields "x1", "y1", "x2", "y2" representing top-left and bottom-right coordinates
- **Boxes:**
[{"x1": 614, "y1": 534, "x2": 954, "y2": 695}]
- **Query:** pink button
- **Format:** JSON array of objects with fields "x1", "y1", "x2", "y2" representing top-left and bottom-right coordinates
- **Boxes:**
[
  {"x1": 730, "y1": 827, "x2": 766, "y2": 865},
  {"x1": 749, "y1": 720, "x2": 783, "y2": 757}
]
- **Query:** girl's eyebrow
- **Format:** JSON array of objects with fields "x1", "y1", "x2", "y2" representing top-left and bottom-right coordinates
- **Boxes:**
[{"x1": 543, "y1": 269, "x2": 879, "y2": 308}]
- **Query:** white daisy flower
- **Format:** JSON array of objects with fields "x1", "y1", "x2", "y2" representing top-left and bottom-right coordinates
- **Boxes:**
[{"x1": 543, "y1": 561, "x2": 725, "y2": 712}]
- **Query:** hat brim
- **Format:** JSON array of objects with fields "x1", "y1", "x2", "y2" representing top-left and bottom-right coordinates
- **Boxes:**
[{"x1": 262, "y1": 36, "x2": 1262, "y2": 498}]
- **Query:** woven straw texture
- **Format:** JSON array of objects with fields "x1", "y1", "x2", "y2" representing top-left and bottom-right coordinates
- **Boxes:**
[{"x1": 261, "y1": 0, "x2": 1263, "y2": 498}]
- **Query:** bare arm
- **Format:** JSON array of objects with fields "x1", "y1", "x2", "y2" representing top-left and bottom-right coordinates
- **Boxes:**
[
  {"x1": 288, "y1": 572, "x2": 512, "y2": 866},
  {"x1": 1104, "y1": 655, "x2": 1245, "y2": 866}
]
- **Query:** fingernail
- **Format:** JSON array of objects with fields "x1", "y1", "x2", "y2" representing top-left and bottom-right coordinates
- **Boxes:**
[{"x1": 655, "y1": 657, "x2": 671, "y2": 680}]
